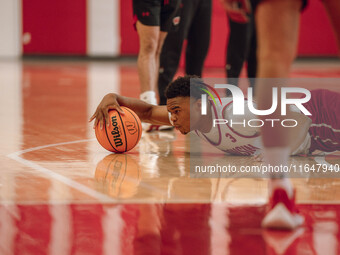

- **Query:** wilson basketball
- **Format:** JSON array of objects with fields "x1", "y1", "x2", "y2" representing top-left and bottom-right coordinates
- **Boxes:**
[
  {"x1": 95, "y1": 107, "x2": 142, "y2": 153},
  {"x1": 95, "y1": 154, "x2": 140, "y2": 198}
]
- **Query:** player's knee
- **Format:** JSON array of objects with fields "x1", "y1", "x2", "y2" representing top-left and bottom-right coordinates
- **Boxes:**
[{"x1": 140, "y1": 38, "x2": 158, "y2": 55}]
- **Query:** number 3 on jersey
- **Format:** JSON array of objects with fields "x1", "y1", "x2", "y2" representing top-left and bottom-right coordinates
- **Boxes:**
[{"x1": 225, "y1": 133, "x2": 237, "y2": 143}]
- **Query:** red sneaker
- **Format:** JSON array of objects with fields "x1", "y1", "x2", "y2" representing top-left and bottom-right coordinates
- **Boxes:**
[{"x1": 262, "y1": 188, "x2": 304, "y2": 230}]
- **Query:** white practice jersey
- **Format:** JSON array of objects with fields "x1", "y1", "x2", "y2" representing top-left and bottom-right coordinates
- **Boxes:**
[
  {"x1": 193, "y1": 98, "x2": 311, "y2": 156},
  {"x1": 195, "y1": 98, "x2": 263, "y2": 156}
]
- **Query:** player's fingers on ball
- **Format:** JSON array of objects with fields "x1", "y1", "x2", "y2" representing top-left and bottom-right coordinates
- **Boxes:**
[
  {"x1": 108, "y1": 105, "x2": 125, "y2": 115},
  {"x1": 107, "y1": 104, "x2": 116, "y2": 110},
  {"x1": 89, "y1": 113, "x2": 95, "y2": 122},
  {"x1": 96, "y1": 111, "x2": 104, "y2": 130},
  {"x1": 116, "y1": 105, "x2": 125, "y2": 115},
  {"x1": 99, "y1": 118, "x2": 105, "y2": 130},
  {"x1": 92, "y1": 110, "x2": 100, "y2": 128},
  {"x1": 93, "y1": 116, "x2": 99, "y2": 129},
  {"x1": 89, "y1": 108, "x2": 99, "y2": 122},
  {"x1": 103, "y1": 109, "x2": 110, "y2": 127}
]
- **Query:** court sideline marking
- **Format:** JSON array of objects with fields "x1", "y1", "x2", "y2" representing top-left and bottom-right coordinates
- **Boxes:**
[
  {"x1": 6, "y1": 139, "x2": 169, "y2": 203},
  {"x1": 7, "y1": 139, "x2": 117, "y2": 203}
]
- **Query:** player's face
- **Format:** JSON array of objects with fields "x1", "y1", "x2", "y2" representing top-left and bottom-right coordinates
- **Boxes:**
[{"x1": 167, "y1": 97, "x2": 201, "y2": 135}]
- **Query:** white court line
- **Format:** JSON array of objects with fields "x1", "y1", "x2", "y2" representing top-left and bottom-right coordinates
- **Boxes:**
[
  {"x1": 6, "y1": 139, "x2": 168, "y2": 204},
  {"x1": 7, "y1": 139, "x2": 117, "y2": 203},
  {"x1": 9, "y1": 139, "x2": 96, "y2": 155}
]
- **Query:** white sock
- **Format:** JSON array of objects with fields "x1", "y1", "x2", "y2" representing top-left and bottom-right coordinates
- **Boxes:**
[
  {"x1": 140, "y1": 91, "x2": 157, "y2": 105},
  {"x1": 263, "y1": 147, "x2": 293, "y2": 198}
]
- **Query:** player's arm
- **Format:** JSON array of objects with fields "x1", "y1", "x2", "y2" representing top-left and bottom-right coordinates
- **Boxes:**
[{"x1": 89, "y1": 93, "x2": 171, "y2": 129}]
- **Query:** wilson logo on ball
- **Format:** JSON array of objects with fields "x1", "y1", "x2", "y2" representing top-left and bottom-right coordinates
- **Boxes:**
[
  {"x1": 95, "y1": 107, "x2": 142, "y2": 153},
  {"x1": 126, "y1": 121, "x2": 137, "y2": 135},
  {"x1": 111, "y1": 116, "x2": 123, "y2": 147}
]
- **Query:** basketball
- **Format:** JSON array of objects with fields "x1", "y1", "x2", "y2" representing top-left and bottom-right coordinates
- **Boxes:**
[
  {"x1": 95, "y1": 107, "x2": 142, "y2": 153},
  {"x1": 95, "y1": 154, "x2": 140, "y2": 198}
]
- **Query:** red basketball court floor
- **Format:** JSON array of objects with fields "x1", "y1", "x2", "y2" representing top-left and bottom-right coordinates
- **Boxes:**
[{"x1": 0, "y1": 58, "x2": 340, "y2": 254}]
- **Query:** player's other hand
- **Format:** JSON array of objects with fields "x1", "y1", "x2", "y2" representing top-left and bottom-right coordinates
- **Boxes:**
[
  {"x1": 220, "y1": 0, "x2": 251, "y2": 23},
  {"x1": 89, "y1": 93, "x2": 125, "y2": 130}
]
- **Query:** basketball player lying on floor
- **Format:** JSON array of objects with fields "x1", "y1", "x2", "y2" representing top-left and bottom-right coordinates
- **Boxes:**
[
  {"x1": 90, "y1": 75, "x2": 340, "y2": 157},
  {"x1": 90, "y1": 75, "x2": 340, "y2": 230}
]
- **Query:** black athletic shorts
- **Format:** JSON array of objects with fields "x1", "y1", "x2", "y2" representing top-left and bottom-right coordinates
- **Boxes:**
[
  {"x1": 301, "y1": 0, "x2": 308, "y2": 11},
  {"x1": 133, "y1": 0, "x2": 181, "y2": 32}
]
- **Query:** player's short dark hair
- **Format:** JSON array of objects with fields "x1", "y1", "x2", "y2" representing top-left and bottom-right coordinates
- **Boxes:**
[{"x1": 165, "y1": 75, "x2": 206, "y2": 100}]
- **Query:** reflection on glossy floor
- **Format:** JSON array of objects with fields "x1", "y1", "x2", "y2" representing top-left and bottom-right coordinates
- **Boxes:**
[{"x1": 1, "y1": 58, "x2": 340, "y2": 254}]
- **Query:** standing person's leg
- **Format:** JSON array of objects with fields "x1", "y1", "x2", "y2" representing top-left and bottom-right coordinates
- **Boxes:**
[
  {"x1": 133, "y1": 0, "x2": 164, "y2": 105},
  {"x1": 158, "y1": 32, "x2": 184, "y2": 105},
  {"x1": 256, "y1": 0, "x2": 300, "y2": 144},
  {"x1": 255, "y1": 0, "x2": 302, "y2": 229},
  {"x1": 185, "y1": 0, "x2": 212, "y2": 76},
  {"x1": 154, "y1": 31, "x2": 168, "y2": 103},
  {"x1": 158, "y1": 0, "x2": 193, "y2": 105},
  {"x1": 134, "y1": 0, "x2": 181, "y2": 107},
  {"x1": 136, "y1": 22, "x2": 163, "y2": 105}
]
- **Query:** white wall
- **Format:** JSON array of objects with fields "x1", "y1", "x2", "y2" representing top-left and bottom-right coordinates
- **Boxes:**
[
  {"x1": 87, "y1": 0, "x2": 120, "y2": 56},
  {"x1": 0, "y1": 0, "x2": 21, "y2": 58}
]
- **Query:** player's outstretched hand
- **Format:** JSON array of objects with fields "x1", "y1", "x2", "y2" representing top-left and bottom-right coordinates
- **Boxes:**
[
  {"x1": 219, "y1": 0, "x2": 251, "y2": 23},
  {"x1": 89, "y1": 93, "x2": 125, "y2": 130}
]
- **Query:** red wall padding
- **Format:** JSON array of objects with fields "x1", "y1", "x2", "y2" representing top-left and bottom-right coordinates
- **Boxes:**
[
  {"x1": 120, "y1": 0, "x2": 139, "y2": 55},
  {"x1": 22, "y1": 0, "x2": 87, "y2": 55},
  {"x1": 120, "y1": 0, "x2": 338, "y2": 67},
  {"x1": 298, "y1": 0, "x2": 338, "y2": 56}
]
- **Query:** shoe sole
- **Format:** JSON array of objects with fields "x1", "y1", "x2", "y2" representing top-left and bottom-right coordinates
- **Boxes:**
[{"x1": 262, "y1": 203, "x2": 304, "y2": 230}]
